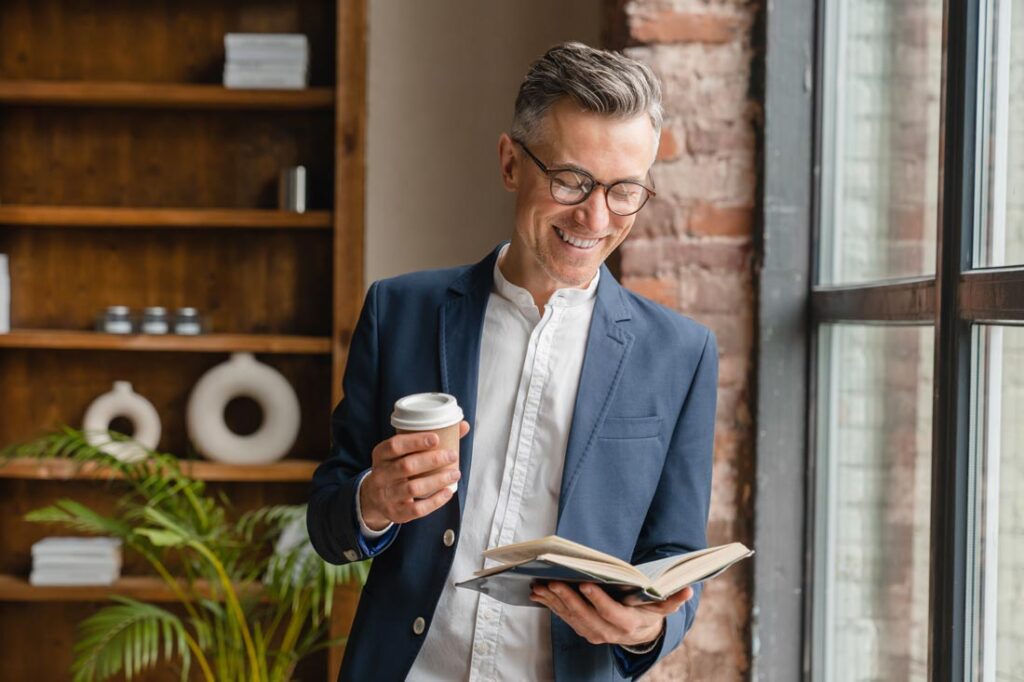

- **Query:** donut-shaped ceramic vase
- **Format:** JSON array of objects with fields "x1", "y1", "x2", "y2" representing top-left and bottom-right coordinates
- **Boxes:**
[
  {"x1": 82, "y1": 381, "x2": 162, "y2": 462},
  {"x1": 186, "y1": 352, "x2": 300, "y2": 465}
]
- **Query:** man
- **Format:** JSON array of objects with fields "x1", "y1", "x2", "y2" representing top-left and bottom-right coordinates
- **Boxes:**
[{"x1": 307, "y1": 42, "x2": 717, "y2": 681}]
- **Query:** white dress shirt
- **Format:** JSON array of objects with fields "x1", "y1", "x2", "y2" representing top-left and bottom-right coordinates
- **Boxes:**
[{"x1": 399, "y1": 244, "x2": 598, "y2": 681}]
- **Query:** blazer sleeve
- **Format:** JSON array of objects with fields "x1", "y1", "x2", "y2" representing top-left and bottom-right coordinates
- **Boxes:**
[
  {"x1": 307, "y1": 282, "x2": 400, "y2": 565},
  {"x1": 612, "y1": 328, "x2": 718, "y2": 679}
]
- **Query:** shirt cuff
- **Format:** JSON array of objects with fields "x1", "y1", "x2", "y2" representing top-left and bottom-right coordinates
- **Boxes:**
[
  {"x1": 355, "y1": 469, "x2": 394, "y2": 537},
  {"x1": 619, "y1": 628, "x2": 664, "y2": 654},
  {"x1": 612, "y1": 624, "x2": 665, "y2": 676},
  {"x1": 352, "y1": 466, "x2": 399, "y2": 557}
]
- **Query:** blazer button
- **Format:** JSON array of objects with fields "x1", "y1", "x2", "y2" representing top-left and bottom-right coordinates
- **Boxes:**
[
  {"x1": 343, "y1": 550, "x2": 359, "y2": 562},
  {"x1": 443, "y1": 529, "x2": 455, "y2": 547},
  {"x1": 412, "y1": 617, "x2": 426, "y2": 635}
]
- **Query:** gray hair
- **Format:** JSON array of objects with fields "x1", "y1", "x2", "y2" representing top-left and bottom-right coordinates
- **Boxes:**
[{"x1": 511, "y1": 42, "x2": 663, "y2": 144}]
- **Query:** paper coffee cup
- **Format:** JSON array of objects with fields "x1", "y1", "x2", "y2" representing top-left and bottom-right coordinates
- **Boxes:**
[{"x1": 391, "y1": 393, "x2": 463, "y2": 494}]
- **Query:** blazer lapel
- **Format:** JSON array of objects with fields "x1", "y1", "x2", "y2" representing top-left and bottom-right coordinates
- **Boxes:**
[
  {"x1": 558, "y1": 267, "x2": 634, "y2": 518},
  {"x1": 440, "y1": 246, "x2": 500, "y2": 512}
]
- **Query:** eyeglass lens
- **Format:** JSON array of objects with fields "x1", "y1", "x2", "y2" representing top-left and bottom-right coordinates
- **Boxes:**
[{"x1": 549, "y1": 170, "x2": 649, "y2": 215}]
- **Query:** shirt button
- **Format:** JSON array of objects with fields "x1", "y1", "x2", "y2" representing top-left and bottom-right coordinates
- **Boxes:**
[
  {"x1": 343, "y1": 550, "x2": 358, "y2": 562},
  {"x1": 412, "y1": 617, "x2": 426, "y2": 635},
  {"x1": 443, "y1": 529, "x2": 456, "y2": 547}
]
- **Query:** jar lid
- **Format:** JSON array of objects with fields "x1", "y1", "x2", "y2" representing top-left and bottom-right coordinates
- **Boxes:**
[
  {"x1": 106, "y1": 305, "x2": 130, "y2": 315},
  {"x1": 176, "y1": 307, "x2": 199, "y2": 316},
  {"x1": 391, "y1": 393, "x2": 463, "y2": 431},
  {"x1": 143, "y1": 306, "x2": 167, "y2": 315}
]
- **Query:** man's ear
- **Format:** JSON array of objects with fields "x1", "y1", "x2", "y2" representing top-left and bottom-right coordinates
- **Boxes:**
[{"x1": 498, "y1": 133, "x2": 518, "y2": 192}]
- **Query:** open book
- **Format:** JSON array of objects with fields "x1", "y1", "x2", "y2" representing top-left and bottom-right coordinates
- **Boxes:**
[{"x1": 455, "y1": 536, "x2": 753, "y2": 608}]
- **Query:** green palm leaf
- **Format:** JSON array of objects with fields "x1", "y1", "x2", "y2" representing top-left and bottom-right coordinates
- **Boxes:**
[
  {"x1": 71, "y1": 596, "x2": 212, "y2": 682},
  {"x1": 26, "y1": 499, "x2": 132, "y2": 538},
  {"x1": 12, "y1": 427, "x2": 369, "y2": 681}
]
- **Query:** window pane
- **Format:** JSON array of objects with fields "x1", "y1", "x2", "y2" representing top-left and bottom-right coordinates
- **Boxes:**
[
  {"x1": 973, "y1": 326, "x2": 1024, "y2": 678},
  {"x1": 976, "y1": 0, "x2": 1024, "y2": 267},
  {"x1": 818, "y1": 0, "x2": 943, "y2": 284},
  {"x1": 813, "y1": 325, "x2": 934, "y2": 681}
]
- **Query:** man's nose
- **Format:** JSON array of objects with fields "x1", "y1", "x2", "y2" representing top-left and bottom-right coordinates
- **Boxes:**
[{"x1": 572, "y1": 186, "x2": 611, "y2": 231}]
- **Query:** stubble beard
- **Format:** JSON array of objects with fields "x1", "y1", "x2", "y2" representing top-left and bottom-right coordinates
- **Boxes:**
[{"x1": 535, "y1": 235, "x2": 601, "y2": 290}]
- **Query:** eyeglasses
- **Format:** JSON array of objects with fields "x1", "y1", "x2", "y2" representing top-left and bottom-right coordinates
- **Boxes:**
[{"x1": 513, "y1": 139, "x2": 656, "y2": 216}]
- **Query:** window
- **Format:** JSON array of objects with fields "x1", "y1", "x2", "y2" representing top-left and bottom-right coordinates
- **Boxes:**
[
  {"x1": 812, "y1": 325, "x2": 933, "y2": 680},
  {"x1": 973, "y1": 326, "x2": 1024, "y2": 678},
  {"x1": 818, "y1": 0, "x2": 942, "y2": 285},
  {"x1": 801, "y1": 0, "x2": 1024, "y2": 680},
  {"x1": 976, "y1": 0, "x2": 1024, "y2": 268}
]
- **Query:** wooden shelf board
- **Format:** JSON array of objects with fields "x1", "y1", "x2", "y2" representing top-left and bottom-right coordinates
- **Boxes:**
[
  {"x1": 0, "y1": 80, "x2": 335, "y2": 110},
  {"x1": 0, "y1": 205, "x2": 331, "y2": 229},
  {"x1": 0, "y1": 458, "x2": 320, "y2": 482},
  {"x1": 0, "y1": 574, "x2": 261, "y2": 602},
  {"x1": 0, "y1": 330, "x2": 332, "y2": 354}
]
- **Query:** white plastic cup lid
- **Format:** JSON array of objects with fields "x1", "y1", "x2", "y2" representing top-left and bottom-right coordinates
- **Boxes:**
[{"x1": 391, "y1": 393, "x2": 463, "y2": 431}]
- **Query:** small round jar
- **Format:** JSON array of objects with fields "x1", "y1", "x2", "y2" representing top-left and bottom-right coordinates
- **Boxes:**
[
  {"x1": 140, "y1": 306, "x2": 170, "y2": 335},
  {"x1": 99, "y1": 305, "x2": 133, "y2": 335},
  {"x1": 173, "y1": 307, "x2": 203, "y2": 335}
]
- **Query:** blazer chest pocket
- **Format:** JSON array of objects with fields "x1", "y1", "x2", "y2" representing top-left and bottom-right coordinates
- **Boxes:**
[{"x1": 598, "y1": 415, "x2": 663, "y2": 441}]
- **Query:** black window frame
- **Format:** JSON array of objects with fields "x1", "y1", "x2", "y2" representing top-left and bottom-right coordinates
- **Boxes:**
[{"x1": 757, "y1": 0, "x2": 1024, "y2": 679}]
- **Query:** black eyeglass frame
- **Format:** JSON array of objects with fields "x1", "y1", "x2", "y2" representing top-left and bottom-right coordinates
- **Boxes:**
[{"x1": 513, "y1": 139, "x2": 657, "y2": 216}]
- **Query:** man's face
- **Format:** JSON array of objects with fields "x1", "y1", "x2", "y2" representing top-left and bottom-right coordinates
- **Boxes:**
[{"x1": 500, "y1": 99, "x2": 657, "y2": 292}]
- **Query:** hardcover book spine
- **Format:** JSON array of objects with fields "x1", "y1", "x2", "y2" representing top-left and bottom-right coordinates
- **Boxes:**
[{"x1": 0, "y1": 254, "x2": 9, "y2": 333}]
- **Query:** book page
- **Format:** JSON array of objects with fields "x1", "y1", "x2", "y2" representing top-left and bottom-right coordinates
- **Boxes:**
[
  {"x1": 633, "y1": 545, "x2": 726, "y2": 581},
  {"x1": 483, "y1": 535, "x2": 634, "y2": 573},
  {"x1": 651, "y1": 543, "x2": 753, "y2": 597},
  {"x1": 473, "y1": 554, "x2": 646, "y2": 586},
  {"x1": 537, "y1": 554, "x2": 648, "y2": 587}
]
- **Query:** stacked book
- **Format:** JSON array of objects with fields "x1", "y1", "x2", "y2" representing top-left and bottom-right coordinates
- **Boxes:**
[
  {"x1": 223, "y1": 33, "x2": 309, "y2": 90},
  {"x1": 29, "y1": 537, "x2": 122, "y2": 586}
]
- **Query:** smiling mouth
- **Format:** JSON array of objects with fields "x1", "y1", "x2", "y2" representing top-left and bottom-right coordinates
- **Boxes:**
[{"x1": 554, "y1": 226, "x2": 600, "y2": 250}]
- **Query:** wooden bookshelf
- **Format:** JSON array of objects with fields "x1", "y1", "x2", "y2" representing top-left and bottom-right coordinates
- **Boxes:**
[
  {"x1": 0, "y1": 205, "x2": 332, "y2": 229},
  {"x1": 0, "y1": 458, "x2": 320, "y2": 483},
  {"x1": 0, "y1": 80, "x2": 335, "y2": 110},
  {"x1": 0, "y1": 330, "x2": 333, "y2": 354},
  {"x1": 0, "y1": 1, "x2": 365, "y2": 679},
  {"x1": 0, "y1": 574, "x2": 262, "y2": 603}
]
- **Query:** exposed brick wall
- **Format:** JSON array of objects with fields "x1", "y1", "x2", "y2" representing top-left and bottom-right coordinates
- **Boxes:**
[{"x1": 606, "y1": 1, "x2": 760, "y2": 678}]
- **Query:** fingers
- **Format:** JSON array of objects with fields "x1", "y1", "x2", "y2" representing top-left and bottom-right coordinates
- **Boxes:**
[
  {"x1": 459, "y1": 420, "x2": 471, "y2": 438},
  {"x1": 363, "y1": 431, "x2": 461, "y2": 526},
  {"x1": 577, "y1": 583, "x2": 630, "y2": 622},
  {"x1": 393, "y1": 448, "x2": 458, "y2": 479},
  {"x1": 530, "y1": 582, "x2": 671, "y2": 647},
  {"x1": 531, "y1": 583, "x2": 607, "y2": 644},
  {"x1": 637, "y1": 586, "x2": 693, "y2": 616},
  {"x1": 406, "y1": 485, "x2": 456, "y2": 519},
  {"x1": 404, "y1": 467, "x2": 461, "y2": 499},
  {"x1": 374, "y1": 432, "x2": 440, "y2": 462},
  {"x1": 371, "y1": 472, "x2": 457, "y2": 525}
]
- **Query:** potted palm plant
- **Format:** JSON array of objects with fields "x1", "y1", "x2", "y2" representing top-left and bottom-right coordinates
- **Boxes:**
[{"x1": 3, "y1": 428, "x2": 367, "y2": 682}]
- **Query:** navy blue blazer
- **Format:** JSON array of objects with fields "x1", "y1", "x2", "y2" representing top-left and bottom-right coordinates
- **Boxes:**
[{"x1": 307, "y1": 244, "x2": 717, "y2": 681}]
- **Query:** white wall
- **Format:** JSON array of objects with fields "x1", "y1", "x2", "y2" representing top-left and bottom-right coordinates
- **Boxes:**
[{"x1": 366, "y1": 0, "x2": 602, "y2": 285}]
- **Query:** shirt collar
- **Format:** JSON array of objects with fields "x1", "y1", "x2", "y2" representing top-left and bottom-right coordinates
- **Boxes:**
[{"x1": 492, "y1": 243, "x2": 600, "y2": 309}]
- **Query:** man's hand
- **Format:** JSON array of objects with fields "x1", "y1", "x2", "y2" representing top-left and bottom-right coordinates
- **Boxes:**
[
  {"x1": 529, "y1": 582, "x2": 693, "y2": 648},
  {"x1": 359, "y1": 421, "x2": 470, "y2": 530}
]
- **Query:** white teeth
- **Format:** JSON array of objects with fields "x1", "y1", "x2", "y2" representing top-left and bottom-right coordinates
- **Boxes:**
[{"x1": 554, "y1": 227, "x2": 599, "y2": 249}]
